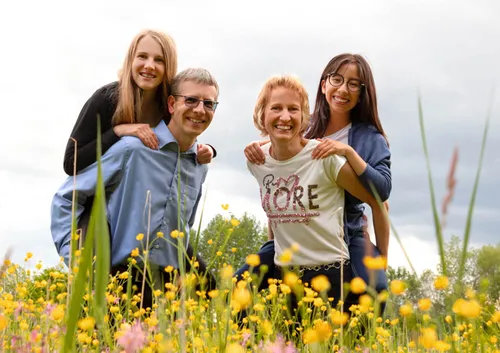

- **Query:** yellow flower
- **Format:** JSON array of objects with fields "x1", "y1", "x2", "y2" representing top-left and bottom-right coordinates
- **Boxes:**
[
  {"x1": 435, "y1": 340, "x2": 451, "y2": 351},
  {"x1": 130, "y1": 248, "x2": 139, "y2": 257},
  {"x1": 418, "y1": 298, "x2": 432, "y2": 311},
  {"x1": 246, "y1": 254, "x2": 260, "y2": 267},
  {"x1": 350, "y1": 277, "x2": 367, "y2": 294},
  {"x1": 452, "y1": 299, "x2": 481, "y2": 318},
  {"x1": 279, "y1": 249, "x2": 293, "y2": 264},
  {"x1": 311, "y1": 274, "x2": 331, "y2": 292},
  {"x1": 231, "y1": 247, "x2": 237, "y2": 253},
  {"x1": 363, "y1": 255, "x2": 387, "y2": 270},
  {"x1": 399, "y1": 303, "x2": 413, "y2": 317},
  {"x1": 445, "y1": 315, "x2": 452, "y2": 324},
  {"x1": 26, "y1": 252, "x2": 33, "y2": 259},
  {"x1": 390, "y1": 280, "x2": 406, "y2": 295},
  {"x1": 302, "y1": 328, "x2": 319, "y2": 344},
  {"x1": 225, "y1": 343, "x2": 245, "y2": 353},
  {"x1": 164, "y1": 265, "x2": 174, "y2": 273},
  {"x1": 136, "y1": 233, "x2": 144, "y2": 241},
  {"x1": 216, "y1": 251, "x2": 222, "y2": 256},
  {"x1": 230, "y1": 218, "x2": 240, "y2": 227},
  {"x1": 0, "y1": 315, "x2": 7, "y2": 330},
  {"x1": 51, "y1": 305, "x2": 65, "y2": 321},
  {"x1": 284, "y1": 272, "x2": 299, "y2": 288},
  {"x1": 221, "y1": 204, "x2": 229, "y2": 210},
  {"x1": 331, "y1": 311, "x2": 349, "y2": 325},
  {"x1": 170, "y1": 230, "x2": 180, "y2": 238},
  {"x1": 232, "y1": 282, "x2": 252, "y2": 310},
  {"x1": 77, "y1": 317, "x2": 95, "y2": 331},
  {"x1": 207, "y1": 239, "x2": 213, "y2": 245},
  {"x1": 420, "y1": 327, "x2": 437, "y2": 349},
  {"x1": 434, "y1": 275, "x2": 449, "y2": 290},
  {"x1": 156, "y1": 231, "x2": 164, "y2": 238},
  {"x1": 491, "y1": 311, "x2": 500, "y2": 323},
  {"x1": 261, "y1": 320, "x2": 273, "y2": 335},
  {"x1": 36, "y1": 262, "x2": 43, "y2": 270}
]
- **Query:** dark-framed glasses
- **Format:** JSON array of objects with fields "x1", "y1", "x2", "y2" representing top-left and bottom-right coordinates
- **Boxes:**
[
  {"x1": 173, "y1": 95, "x2": 219, "y2": 112},
  {"x1": 327, "y1": 73, "x2": 365, "y2": 92}
]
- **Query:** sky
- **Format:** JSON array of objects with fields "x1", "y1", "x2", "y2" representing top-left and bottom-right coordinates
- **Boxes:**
[{"x1": 0, "y1": 0, "x2": 499, "y2": 274}]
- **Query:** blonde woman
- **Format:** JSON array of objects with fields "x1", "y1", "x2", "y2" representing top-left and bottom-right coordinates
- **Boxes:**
[
  {"x1": 243, "y1": 75, "x2": 389, "y2": 308},
  {"x1": 63, "y1": 29, "x2": 215, "y2": 175}
]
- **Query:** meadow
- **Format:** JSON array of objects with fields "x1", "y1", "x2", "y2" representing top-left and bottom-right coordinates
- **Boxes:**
[{"x1": 0, "y1": 99, "x2": 498, "y2": 352}]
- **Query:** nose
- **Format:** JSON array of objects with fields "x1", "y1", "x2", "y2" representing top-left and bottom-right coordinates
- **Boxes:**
[
  {"x1": 144, "y1": 58, "x2": 155, "y2": 70},
  {"x1": 338, "y1": 81, "x2": 349, "y2": 93},
  {"x1": 192, "y1": 100, "x2": 205, "y2": 114},
  {"x1": 280, "y1": 111, "x2": 291, "y2": 122}
]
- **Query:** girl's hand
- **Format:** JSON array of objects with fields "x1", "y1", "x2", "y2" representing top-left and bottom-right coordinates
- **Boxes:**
[
  {"x1": 197, "y1": 144, "x2": 214, "y2": 164},
  {"x1": 312, "y1": 138, "x2": 352, "y2": 159},
  {"x1": 113, "y1": 123, "x2": 159, "y2": 150},
  {"x1": 244, "y1": 140, "x2": 268, "y2": 165}
]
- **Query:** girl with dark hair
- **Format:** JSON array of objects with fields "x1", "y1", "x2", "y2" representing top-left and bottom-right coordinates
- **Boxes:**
[{"x1": 240, "y1": 53, "x2": 391, "y2": 299}]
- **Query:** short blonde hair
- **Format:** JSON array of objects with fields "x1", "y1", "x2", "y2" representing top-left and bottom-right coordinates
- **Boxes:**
[
  {"x1": 253, "y1": 75, "x2": 310, "y2": 136},
  {"x1": 113, "y1": 29, "x2": 178, "y2": 125}
]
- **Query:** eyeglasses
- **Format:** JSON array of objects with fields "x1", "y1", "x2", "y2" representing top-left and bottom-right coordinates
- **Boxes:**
[
  {"x1": 173, "y1": 95, "x2": 219, "y2": 112},
  {"x1": 326, "y1": 73, "x2": 365, "y2": 92}
]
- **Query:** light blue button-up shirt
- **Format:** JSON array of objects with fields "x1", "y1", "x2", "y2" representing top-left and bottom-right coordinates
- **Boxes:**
[{"x1": 51, "y1": 120, "x2": 208, "y2": 268}]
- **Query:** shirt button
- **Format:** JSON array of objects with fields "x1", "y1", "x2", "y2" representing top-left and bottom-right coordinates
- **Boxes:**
[{"x1": 155, "y1": 244, "x2": 160, "y2": 249}]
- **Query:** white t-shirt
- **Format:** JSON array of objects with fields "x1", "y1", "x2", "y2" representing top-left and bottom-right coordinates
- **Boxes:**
[
  {"x1": 323, "y1": 123, "x2": 351, "y2": 144},
  {"x1": 247, "y1": 139, "x2": 349, "y2": 266}
]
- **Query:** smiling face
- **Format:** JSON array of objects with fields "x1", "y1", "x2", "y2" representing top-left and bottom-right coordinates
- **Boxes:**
[
  {"x1": 131, "y1": 35, "x2": 166, "y2": 91},
  {"x1": 264, "y1": 87, "x2": 303, "y2": 145},
  {"x1": 167, "y1": 80, "x2": 218, "y2": 149},
  {"x1": 321, "y1": 63, "x2": 361, "y2": 117}
]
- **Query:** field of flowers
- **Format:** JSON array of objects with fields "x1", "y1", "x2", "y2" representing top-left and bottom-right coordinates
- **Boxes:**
[{"x1": 0, "y1": 100, "x2": 498, "y2": 352}]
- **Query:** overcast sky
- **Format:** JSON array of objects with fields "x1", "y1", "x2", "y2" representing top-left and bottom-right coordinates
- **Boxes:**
[{"x1": 0, "y1": 0, "x2": 499, "y2": 274}]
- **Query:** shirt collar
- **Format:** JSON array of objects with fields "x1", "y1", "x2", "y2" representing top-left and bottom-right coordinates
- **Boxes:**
[{"x1": 153, "y1": 120, "x2": 199, "y2": 164}]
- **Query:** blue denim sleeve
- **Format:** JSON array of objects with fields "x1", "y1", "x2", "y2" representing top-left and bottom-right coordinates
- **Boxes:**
[
  {"x1": 50, "y1": 142, "x2": 127, "y2": 265},
  {"x1": 357, "y1": 133, "x2": 392, "y2": 201}
]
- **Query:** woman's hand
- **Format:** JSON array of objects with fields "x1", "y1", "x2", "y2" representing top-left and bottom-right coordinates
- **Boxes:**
[
  {"x1": 244, "y1": 140, "x2": 269, "y2": 165},
  {"x1": 113, "y1": 124, "x2": 159, "y2": 150},
  {"x1": 197, "y1": 144, "x2": 214, "y2": 164},
  {"x1": 312, "y1": 138, "x2": 352, "y2": 159}
]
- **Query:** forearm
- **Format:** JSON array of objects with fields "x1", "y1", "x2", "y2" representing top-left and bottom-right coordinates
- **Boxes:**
[
  {"x1": 370, "y1": 203, "x2": 390, "y2": 259},
  {"x1": 346, "y1": 148, "x2": 368, "y2": 176}
]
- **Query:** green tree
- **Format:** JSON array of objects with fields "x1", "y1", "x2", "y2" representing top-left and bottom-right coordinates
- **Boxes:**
[
  {"x1": 190, "y1": 212, "x2": 268, "y2": 275},
  {"x1": 476, "y1": 243, "x2": 500, "y2": 306}
]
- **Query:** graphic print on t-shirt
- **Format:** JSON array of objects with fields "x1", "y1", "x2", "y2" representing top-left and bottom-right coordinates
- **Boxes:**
[{"x1": 260, "y1": 172, "x2": 320, "y2": 227}]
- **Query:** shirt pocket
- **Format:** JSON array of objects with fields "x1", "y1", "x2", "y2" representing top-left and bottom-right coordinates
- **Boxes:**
[{"x1": 181, "y1": 185, "x2": 200, "y2": 221}]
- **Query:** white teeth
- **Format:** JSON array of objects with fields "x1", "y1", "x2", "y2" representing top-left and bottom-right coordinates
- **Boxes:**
[
  {"x1": 276, "y1": 125, "x2": 292, "y2": 130},
  {"x1": 334, "y1": 96, "x2": 348, "y2": 103},
  {"x1": 188, "y1": 118, "x2": 203, "y2": 123},
  {"x1": 140, "y1": 73, "x2": 155, "y2": 78}
]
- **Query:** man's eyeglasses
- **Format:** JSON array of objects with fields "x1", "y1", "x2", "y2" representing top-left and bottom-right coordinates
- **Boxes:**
[
  {"x1": 173, "y1": 95, "x2": 219, "y2": 112},
  {"x1": 326, "y1": 73, "x2": 365, "y2": 93}
]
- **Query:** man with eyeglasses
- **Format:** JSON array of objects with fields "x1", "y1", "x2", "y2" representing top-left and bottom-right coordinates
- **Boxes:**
[{"x1": 51, "y1": 68, "x2": 219, "y2": 307}]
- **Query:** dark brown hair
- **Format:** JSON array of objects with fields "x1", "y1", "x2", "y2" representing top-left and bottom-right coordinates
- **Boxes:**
[{"x1": 305, "y1": 53, "x2": 387, "y2": 142}]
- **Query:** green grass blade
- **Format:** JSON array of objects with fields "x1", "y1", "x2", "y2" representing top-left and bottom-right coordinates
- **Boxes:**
[
  {"x1": 62, "y1": 216, "x2": 95, "y2": 352},
  {"x1": 457, "y1": 89, "x2": 494, "y2": 284},
  {"x1": 418, "y1": 93, "x2": 447, "y2": 275},
  {"x1": 91, "y1": 115, "x2": 111, "y2": 335}
]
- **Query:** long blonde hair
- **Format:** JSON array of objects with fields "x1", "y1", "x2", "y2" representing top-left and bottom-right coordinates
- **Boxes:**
[{"x1": 112, "y1": 29, "x2": 178, "y2": 125}]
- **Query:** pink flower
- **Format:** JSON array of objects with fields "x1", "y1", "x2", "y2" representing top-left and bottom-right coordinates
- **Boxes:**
[{"x1": 117, "y1": 321, "x2": 147, "y2": 353}]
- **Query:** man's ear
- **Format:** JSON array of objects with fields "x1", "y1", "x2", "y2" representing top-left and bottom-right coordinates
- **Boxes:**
[{"x1": 167, "y1": 95, "x2": 175, "y2": 114}]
